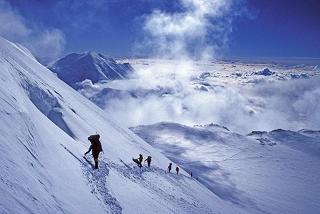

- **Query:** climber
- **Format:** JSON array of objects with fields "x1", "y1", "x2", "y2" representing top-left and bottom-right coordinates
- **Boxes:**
[
  {"x1": 138, "y1": 154, "x2": 143, "y2": 167},
  {"x1": 145, "y1": 156, "x2": 152, "y2": 167},
  {"x1": 133, "y1": 154, "x2": 143, "y2": 168},
  {"x1": 176, "y1": 166, "x2": 179, "y2": 175},
  {"x1": 84, "y1": 134, "x2": 103, "y2": 169},
  {"x1": 168, "y1": 163, "x2": 172, "y2": 173}
]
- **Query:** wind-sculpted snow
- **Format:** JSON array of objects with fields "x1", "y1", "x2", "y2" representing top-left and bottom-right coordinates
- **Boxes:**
[
  {"x1": 1, "y1": 36, "x2": 251, "y2": 213},
  {"x1": 132, "y1": 122, "x2": 320, "y2": 214}
]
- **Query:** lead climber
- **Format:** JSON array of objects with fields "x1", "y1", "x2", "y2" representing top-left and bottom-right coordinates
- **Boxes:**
[{"x1": 84, "y1": 134, "x2": 103, "y2": 169}]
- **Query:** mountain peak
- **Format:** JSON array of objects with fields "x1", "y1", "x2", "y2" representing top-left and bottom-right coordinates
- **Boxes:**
[
  {"x1": 83, "y1": 51, "x2": 100, "y2": 58},
  {"x1": 48, "y1": 52, "x2": 133, "y2": 88}
]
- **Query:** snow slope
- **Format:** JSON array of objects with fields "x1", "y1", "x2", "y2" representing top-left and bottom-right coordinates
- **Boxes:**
[
  {"x1": 48, "y1": 52, "x2": 133, "y2": 88},
  {"x1": 131, "y1": 122, "x2": 320, "y2": 214},
  {"x1": 0, "y1": 36, "x2": 249, "y2": 213}
]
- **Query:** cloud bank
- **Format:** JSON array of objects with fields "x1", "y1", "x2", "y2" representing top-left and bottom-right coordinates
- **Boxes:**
[
  {"x1": 89, "y1": 71, "x2": 320, "y2": 134},
  {"x1": 0, "y1": 0, "x2": 65, "y2": 63}
]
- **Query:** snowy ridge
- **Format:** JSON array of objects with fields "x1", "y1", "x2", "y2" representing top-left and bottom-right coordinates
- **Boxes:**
[
  {"x1": 48, "y1": 52, "x2": 134, "y2": 88},
  {"x1": 248, "y1": 129, "x2": 320, "y2": 156},
  {"x1": 0, "y1": 36, "x2": 246, "y2": 213},
  {"x1": 131, "y1": 122, "x2": 320, "y2": 214}
]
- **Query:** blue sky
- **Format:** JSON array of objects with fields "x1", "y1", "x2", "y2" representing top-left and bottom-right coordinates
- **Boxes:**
[
  {"x1": 2, "y1": 0, "x2": 320, "y2": 60},
  {"x1": 231, "y1": 0, "x2": 320, "y2": 58}
]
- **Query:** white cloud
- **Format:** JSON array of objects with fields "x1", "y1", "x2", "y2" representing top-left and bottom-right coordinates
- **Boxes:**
[
  {"x1": 140, "y1": 0, "x2": 232, "y2": 59},
  {"x1": 0, "y1": 0, "x2": 65, "y2": 63},
  {"x1": 247, "y1": 78, "x2": 320, "y2": 131},
  {"x1": 29, "y1": 29, "x2": 66, "y2": 64},
  {"x1": 86, "y1": 59, "x2": 320, "y2": 134},
  {"x1": 0, "y1": 1, "x2": 30, "y2": 39}
]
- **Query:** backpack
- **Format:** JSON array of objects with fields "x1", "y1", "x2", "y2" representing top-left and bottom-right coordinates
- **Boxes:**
[
  {"x1": 88, "y1": 134, "x2": 102, "y2": 152},
  {"x1": 88, "y1": 134, "x2": 100, "y2": 141}
]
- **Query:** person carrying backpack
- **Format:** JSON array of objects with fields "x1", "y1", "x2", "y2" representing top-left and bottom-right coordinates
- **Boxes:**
[
  {"x1": 84, "y1": 134, "x2": 103, "y2": 169},
  {"x1": 132, "y1": 154, "x2": 143, "y2": 168},
  {"x1": 135, "y1": 154, "x2": 143, "y2": 168},
  {"x1": 176, "y1": 166, "x2": 179, "y2": 175},
  {"x1": 138, "y1": 154, "x2": 143, "y2": 167},
  {"x1": 168, "y1": 163, "x2": 172, "y2": 173},
  {"x1": 145, "y1": 156, "x2": 152, "y2": 167}
]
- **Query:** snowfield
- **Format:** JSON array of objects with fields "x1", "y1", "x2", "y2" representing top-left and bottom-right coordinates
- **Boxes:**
[
  {"x1": 0, "y1": 36, "x2": 250, "y2": 213},
  {"x1": 131, "y1": 122, "x2": 320, "y2": 214}
]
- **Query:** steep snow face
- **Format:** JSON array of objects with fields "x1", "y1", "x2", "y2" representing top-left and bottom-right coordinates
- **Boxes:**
[
  {"x1": 131, "y1": 122, "x2": 320, "y2": 214},
  {"x1": 48, "y1": 52, "x2": 133, "y2": 87},
  {"x1": 0, "y1": 38, "x2": 103, "y2": 214},
  {"x1": 0, "y1": 37, "x2": 251, "y2": 213}
]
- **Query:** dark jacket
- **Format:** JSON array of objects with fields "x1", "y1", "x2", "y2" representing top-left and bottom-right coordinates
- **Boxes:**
[
  {"x1": 87, "y1": 134, "x2": 102, "y2": 159},
  {"x1": 145, "y1": 156, "x2": 152, "y2": 163}
]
